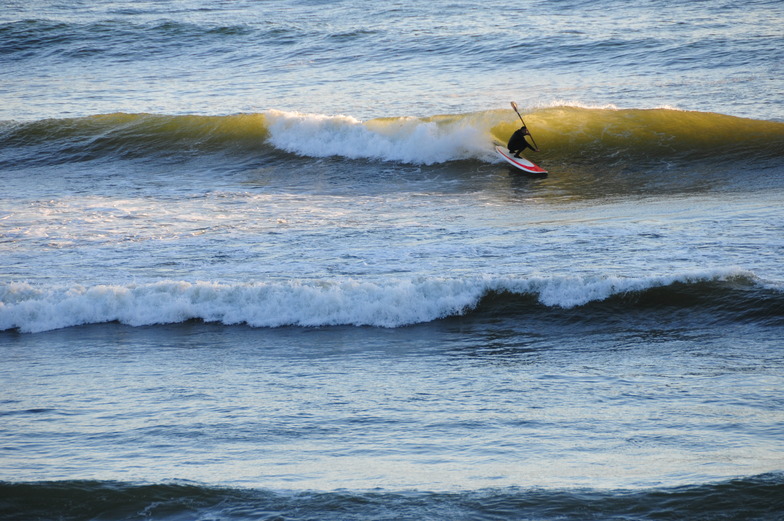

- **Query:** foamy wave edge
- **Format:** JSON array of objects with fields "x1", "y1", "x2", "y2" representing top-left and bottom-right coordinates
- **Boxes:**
[
  {"x1": 0, "y1": 269, "x2": 762, "y2": 334},
  {"x1": 264, "y1": 109, "x2": 494, "y2": 165}
]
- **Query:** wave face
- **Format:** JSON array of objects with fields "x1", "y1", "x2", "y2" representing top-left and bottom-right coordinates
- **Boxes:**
[
  {"x1": 2, "y1": 474, "x2": 783, "y2": 521},
  {"x1": 2, "y1": 270, "x2": 781, "y2": 334},
  {"x1": 2, "y1": 107, "x2": 783, "y2": 170},
  {"x1": 0, "y1": 113, "x2": 269, "y2": 166}
]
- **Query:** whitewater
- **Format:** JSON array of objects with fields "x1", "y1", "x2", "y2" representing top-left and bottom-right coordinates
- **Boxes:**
[{"x1": 2, "y1": 269, "x2": 773, "y2": 333}]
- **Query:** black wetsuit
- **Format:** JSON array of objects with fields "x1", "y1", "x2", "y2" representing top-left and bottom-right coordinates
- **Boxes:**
[{"x1": 507, "y1": 127, "x2": 535, "y2": 157}]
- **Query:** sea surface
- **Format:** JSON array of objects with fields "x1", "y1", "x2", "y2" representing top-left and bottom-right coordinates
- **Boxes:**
[{"x1": 2, "y1": 1, "x2": 784, "y2": 519}]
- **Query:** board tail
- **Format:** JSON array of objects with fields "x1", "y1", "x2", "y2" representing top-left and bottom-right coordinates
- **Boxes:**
[{"x1": 495, "y1": 145, "x2": 548, "y2": 174}]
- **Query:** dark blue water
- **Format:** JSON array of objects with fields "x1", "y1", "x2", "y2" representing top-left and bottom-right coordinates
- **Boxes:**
[
  {"x1": 3, "y1": 475, "x2": 784, "y2": 520},
  {"x1": 1, "y1": 1, "x2": 783, "y2": 519}
]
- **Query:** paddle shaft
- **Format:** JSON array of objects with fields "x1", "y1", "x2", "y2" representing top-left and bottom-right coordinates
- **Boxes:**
[{"x1": 510, "y1": 102, "x2": 539, "y2": 151}]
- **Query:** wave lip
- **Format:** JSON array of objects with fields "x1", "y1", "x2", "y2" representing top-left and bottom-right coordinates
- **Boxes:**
[{"x1": 1, "y1": 269, "x2": 776, "y2": 334}]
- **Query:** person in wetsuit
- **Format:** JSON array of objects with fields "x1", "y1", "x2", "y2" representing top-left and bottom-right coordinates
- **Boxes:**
[{"x1": 507, "y1": 125, "x2": 539, "y2": 158}]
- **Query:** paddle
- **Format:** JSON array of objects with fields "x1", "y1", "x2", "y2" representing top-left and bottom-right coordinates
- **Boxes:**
[{"x1": 510, "y1": 101, "x2": 540, "y2": 151}]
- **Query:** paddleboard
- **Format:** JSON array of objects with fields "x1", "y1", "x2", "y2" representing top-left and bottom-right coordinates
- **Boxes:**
[{"x1": 495, "y1": 145, "x2": 548, "y2": 174}]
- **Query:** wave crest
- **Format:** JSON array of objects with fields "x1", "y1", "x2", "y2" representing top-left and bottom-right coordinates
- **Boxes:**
[
  {"x1": 3, "y1": 106, "x2": 782, "y2": 168},
  {"x1": 2, "y1": 269, "x2": 778, "y2": 333}
]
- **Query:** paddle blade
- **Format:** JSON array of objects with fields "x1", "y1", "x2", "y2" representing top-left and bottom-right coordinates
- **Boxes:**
[{"x1": 511, "y1": 101, "x2": 519, "y2": 112}]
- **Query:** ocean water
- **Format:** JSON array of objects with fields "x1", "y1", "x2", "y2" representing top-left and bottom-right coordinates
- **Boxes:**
[{"x1": 2, "y1": 1, "x2": 784, "y2": 519}]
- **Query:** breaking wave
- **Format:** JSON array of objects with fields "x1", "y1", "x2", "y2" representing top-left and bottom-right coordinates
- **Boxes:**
[
  {"x1": 2, "y1": 106, "x2": 782, "y2": 168},
  {"x1": 2, "y1": 269, "x2": 781, "y2": 333}
]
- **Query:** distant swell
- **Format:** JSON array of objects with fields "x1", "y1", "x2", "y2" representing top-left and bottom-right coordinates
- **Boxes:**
[
  {"x1": 2, "y1": 106, "x2": 783, "y2": 169},
  {"x1": 2, "y1": 269, "x2": 781, "y2": 333},
  {"x1": 2, "y1": 474, "x2": 783, "y2": 521}
]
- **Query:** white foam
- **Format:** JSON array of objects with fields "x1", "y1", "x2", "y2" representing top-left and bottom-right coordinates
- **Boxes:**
[
  {"x1": 264, "y1": 110, "x2": 490, "y2": 165},
  {"x1": 518, "y1": 268, "x2": 753, "y2": 308},
  {"x1": 536, "y1": 100, "x2": 688, "y2": 113},
  {"x1": 0, "y1": 279, "x2": 482, "y2": 333},
  {"x1": 536, "y1": 100, "x2": 621, "y2": 111},
  {"x1": 0, "y1": 269, "x2": 758, "y2": 333}
]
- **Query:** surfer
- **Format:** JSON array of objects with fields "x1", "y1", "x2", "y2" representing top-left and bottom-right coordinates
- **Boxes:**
[
  {"x1": 495, "y1": 102, "x2": 547, "y2": 173},
  {"x1": 507, "y1": 125, "x2": 539, "y2": 158}
]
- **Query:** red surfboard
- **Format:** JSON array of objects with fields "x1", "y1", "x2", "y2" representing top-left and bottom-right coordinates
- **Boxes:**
[{"x1": 495, "y1": 145, "x2": 548, "y2": 174}]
